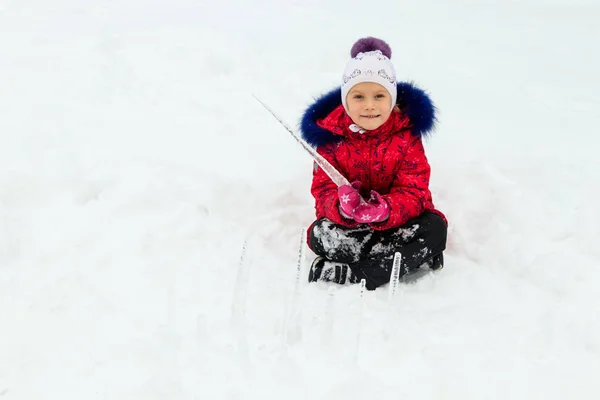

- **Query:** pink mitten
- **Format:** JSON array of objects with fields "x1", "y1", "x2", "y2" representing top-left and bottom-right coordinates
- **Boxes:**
[
  {"x1": 338, "y1": 181, "x2": 362, "y2": 219},
  {"x1": 352, "y1": 190, "x2": 390, "y2": 223}
]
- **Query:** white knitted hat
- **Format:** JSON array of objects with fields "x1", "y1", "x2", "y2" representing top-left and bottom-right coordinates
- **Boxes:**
[{"x1": 341, "y1": 38, "x2": 397, "y2": 113}]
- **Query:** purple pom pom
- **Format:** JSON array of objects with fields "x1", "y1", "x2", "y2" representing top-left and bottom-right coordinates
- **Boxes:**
[{"x1": 350, "y1": 37, "x2": 392, "y2": 59}]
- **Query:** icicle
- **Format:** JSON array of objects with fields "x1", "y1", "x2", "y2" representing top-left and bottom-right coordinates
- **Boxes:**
[
  {"x1": 353, "y1": 278, "x2": 367, "y2": 364},
  {"x1": 231, "y1": 237, "x2": 250, "y2": 355},
  {"x1": 388, "y1": 252, "x2": 402, "y2": 301},
  {"x1": 163, "y1": 262, "x2": 182, "y2": 396},
  {"x1": 284, "y1": 228, "x2": 306, "y2": 346},
  {"x1": 196, "y1": 314, "x2": 207, "y2": 339},
  {"x1": 323, "y1": 286, "x2": 336, "y2": 345},
  {"x1": 294, "y1": 228, "x2": 306, "y2": 288}
]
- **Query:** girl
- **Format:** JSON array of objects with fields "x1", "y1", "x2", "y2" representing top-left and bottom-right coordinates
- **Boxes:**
[{"x1": 300, "y1": 37, "x2": 447, "y2": 291}]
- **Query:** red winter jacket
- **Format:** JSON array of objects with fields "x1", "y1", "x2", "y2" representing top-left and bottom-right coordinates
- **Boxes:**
[{"x1": 300, "y1": 82, "x2": 446, "y2": 233}]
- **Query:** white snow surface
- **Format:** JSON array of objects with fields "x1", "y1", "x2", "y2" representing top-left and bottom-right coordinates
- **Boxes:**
[{"x1": 1, "y1": 0, "x2": 599, "y2": 398}]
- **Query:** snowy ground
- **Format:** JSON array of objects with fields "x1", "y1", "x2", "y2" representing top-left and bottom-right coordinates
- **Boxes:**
[{"x1": 1, "y1": 0, "x2": 599, "y2": 398}]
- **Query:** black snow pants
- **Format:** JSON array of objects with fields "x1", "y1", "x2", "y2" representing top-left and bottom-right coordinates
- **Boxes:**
[{"x1": 308, "y1": 211, "x2": 447, "y2": 290}]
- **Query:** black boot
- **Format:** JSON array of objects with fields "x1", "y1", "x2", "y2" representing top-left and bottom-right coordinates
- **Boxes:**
[
  {"x1": 308, "y1": 257, "x2": 360, "y2": 285},
  {"x1": 421, "y1": 252, "x2": 444, "y2": 271}
]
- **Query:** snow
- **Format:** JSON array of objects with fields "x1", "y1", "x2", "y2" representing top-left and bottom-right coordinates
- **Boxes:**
[{"x1": 1, "y1": 0, "x2": 599, "y2": 398}]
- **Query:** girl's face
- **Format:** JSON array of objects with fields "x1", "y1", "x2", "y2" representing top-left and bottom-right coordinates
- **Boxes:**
[{"x1": 345, "y1": 82, "x2": 393, "y2": 131}]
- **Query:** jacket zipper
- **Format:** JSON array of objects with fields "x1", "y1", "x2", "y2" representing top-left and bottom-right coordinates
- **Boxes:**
[{"x1": 367, "y1": 138, "x2": 372, "y2": 191}]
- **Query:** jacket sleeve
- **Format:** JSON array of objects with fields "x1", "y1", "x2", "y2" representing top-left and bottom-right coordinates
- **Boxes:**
[
  {"x1": 370, "y1": 136, "x2": 432, "y2": 231},
  {"x1": 311, "y1": 143, "x2": 359, "y2": 228}
]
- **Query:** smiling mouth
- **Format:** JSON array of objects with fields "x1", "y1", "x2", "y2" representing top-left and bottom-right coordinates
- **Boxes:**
[{"x1": 361, "y1": 115, "x2": 380, "y2": 119}]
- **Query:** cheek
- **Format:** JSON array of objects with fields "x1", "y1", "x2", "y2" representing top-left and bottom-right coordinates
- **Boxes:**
[
  {"x1": 348, "y1": 102, "x2": 361, "y2": 115},
  {"x1": 383, "y1": 99, "x2": 392, "y2": 111}
]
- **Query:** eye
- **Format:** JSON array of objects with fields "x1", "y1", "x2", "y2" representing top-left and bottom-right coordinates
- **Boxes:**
[
  {"x1": 353, "y1": 94, "x2": 363, "y2": 99},
  {"x1": 375, "y1": 94, "x2": 386, "y2": 99}
]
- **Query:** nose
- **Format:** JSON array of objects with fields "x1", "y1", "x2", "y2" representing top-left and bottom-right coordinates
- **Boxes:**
[{"x1": 364, "y1": 98, "x2": 375, "y2": 110}]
